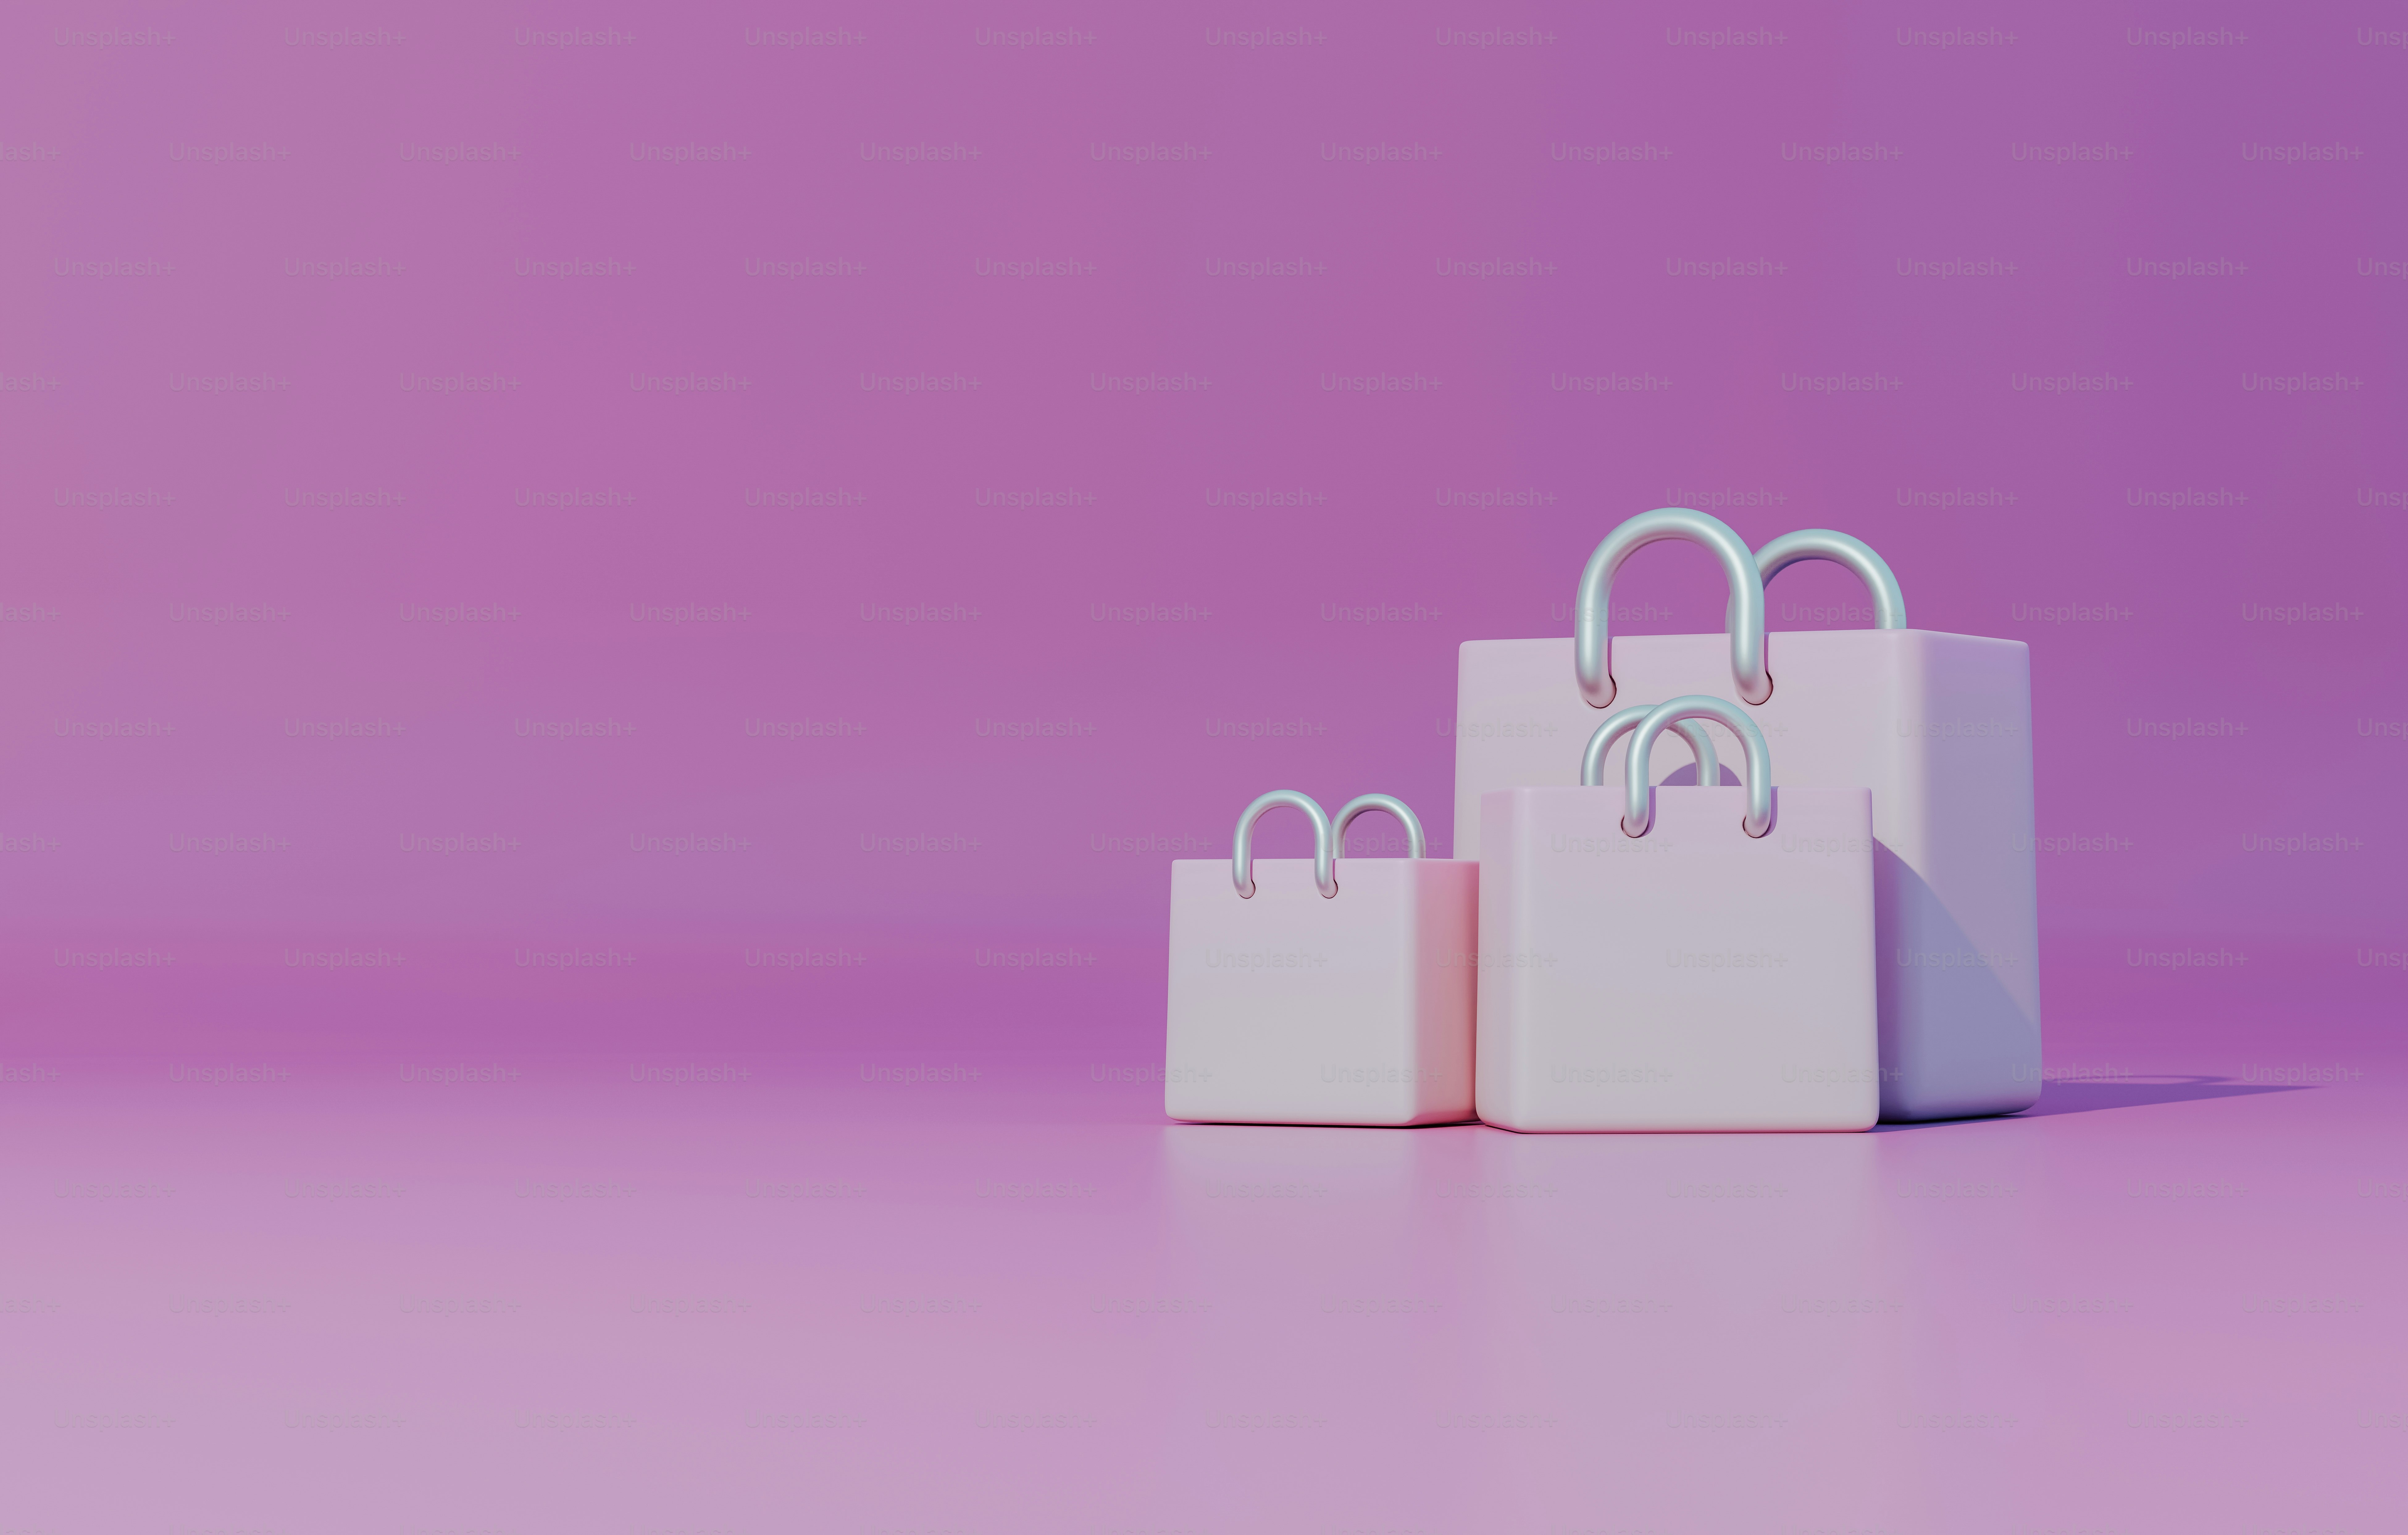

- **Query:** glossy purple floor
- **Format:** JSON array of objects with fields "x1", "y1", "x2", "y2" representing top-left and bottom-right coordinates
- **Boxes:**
[{"x1": 8, "y1": 965, "x2": 2400, "y2": 1532}]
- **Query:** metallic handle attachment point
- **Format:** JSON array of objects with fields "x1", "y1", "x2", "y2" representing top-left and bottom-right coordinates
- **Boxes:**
[
  {"x1": 1232, "y1": 790, "x2": 1337, "y2": 899},
  {"x1": 1574, "y1": 508, "x2": 1772, "y2": 710},
  {"x1": 1331, "y1": 794, "x2": 1426, "y2": 861},
  {"x1": 1579, "y1": 705, "x2": 1722, "y2": 789},
  {"x1": 1622, "y1": 695, "x2": 1774, "y2": 839}
]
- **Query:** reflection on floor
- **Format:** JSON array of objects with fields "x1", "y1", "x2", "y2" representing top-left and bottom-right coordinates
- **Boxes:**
[{"x1": 7, "y1": 1029, "x2": 2397, "y2": 1531}]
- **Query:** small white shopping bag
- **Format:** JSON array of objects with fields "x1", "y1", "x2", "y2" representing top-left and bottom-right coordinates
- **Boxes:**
[
  {"x1": 1452, "y1": 509, "x2": 2038, "y2": 1123},
  {"x1": 1476, "y1": 698, "x2": 1878, "y2": 1133},
  {"x1": 1166, "y1": 792, "x2": 1475, "y2": 1127}
]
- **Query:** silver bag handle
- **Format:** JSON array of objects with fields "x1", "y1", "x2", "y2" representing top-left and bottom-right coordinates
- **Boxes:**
[
  {"x1": 1231, "y1": 791, "x2": 1426, "y2": 899},
  {"x1": 1574, "y1": 508, "x2": 1771, "y2": 709},
  {"x1": 1578, "y1": 704, "x2": 1721, "y2": 789},
  {"x1": 1728, "y1": 529, "x2": 1908, "y2": 630},
  {"x1": 1231, "y1": 791, "x2": 1335, "y2": 899},
  {"x1": 1332, "y1": 794, "x2": 1426, "y2": 861},
  {"x1": 1622, "y1": 696, "x2": 1773, "y2": 840}
]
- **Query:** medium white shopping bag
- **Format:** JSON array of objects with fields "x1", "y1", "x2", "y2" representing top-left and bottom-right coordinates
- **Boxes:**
[
  {"x1": 1452, "y1": 510, "x2": 2038, "y2": 1122},
  {"x1": 1476, "y1": 697, "x2": 1878, "y2": 1133},
  {"x1": 1166, "y1": 791, "x2": 1475, "y2": 1126}
]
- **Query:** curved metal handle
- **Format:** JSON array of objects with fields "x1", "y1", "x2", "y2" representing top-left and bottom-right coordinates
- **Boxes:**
[
  {"x1": 1574, "y1": 508, "x2": 1771, "y2": 710},
  {"x1": 1731, "y1": 529, "x2": 1908, "y2": 630},
  {"x1": 1623, "y1": 696, "x2": 1773, "y2": 839},
  {"x1": 1331, "y1": 794, "x2": 1426, "y2": 860},
  {"x1": 1578, "y1": 705, "x2": 1722, "y2": 790},
  {"x1": 1232, "y1": 791, "x2": 1336, "y2": 899}
]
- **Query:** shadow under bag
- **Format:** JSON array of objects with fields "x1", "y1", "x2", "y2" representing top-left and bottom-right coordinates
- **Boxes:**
[{"x1": 1451, "y1": 510, "x2": 2040, "y2": 1122}]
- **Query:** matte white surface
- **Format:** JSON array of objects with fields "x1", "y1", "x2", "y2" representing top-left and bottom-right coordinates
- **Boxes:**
[
  {"x1": 1454, "y1": 628, "x2": 2041, "y2": 1121},
  {"x1": 1165, "y1": 857, "x2": 1477, "y2": 1126},
  {"x1": 1477, "y1": 784, "x2": 1879, "y2": 1133}
]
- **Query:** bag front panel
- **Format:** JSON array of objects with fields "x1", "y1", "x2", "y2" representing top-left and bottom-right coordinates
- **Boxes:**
[
  {"x1": 1475, "y1": 786, "x2": 1878, "y2": 1132},
  {"x1": 1166, "y1": 859, "x2": 1469, "y2": 1125}
]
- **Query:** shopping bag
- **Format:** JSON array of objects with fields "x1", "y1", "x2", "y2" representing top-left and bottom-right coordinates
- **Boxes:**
[
  {"x1": 1166, "y1": 791, "x2": 1475, "y2": 1126},
  {"x1": 1452, "y1": 510, "x2": 2038, "y2": 1121},
  {"x1": 1476, "y1": 697, "x2": 1879, "y2": 1132}
]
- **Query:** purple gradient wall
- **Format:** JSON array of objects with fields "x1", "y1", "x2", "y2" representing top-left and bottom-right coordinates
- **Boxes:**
[{"x1": 6, "y1": 3, "x2": 2402, "y2": 1062}]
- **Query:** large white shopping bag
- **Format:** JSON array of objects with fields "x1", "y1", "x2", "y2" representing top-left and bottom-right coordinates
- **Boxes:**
[
  {"x1": 1452, "y1": 510, "x2": 2039, "y2": 1122},
  {"x1": 1166, "y1": 791, "x2": 1475, "y2": 1126},
  {"x1": 1477, "y1": 697, "x2": 1878, "y2": 1133}
]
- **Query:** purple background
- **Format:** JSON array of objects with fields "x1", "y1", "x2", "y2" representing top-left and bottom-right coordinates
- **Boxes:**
[
  {"x1": 5, "y1": 5, "x2": 2405, "y2": 1530},
  {"x1": 8, "y1": 4, "x2": 2401, "y2": 1061}
]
